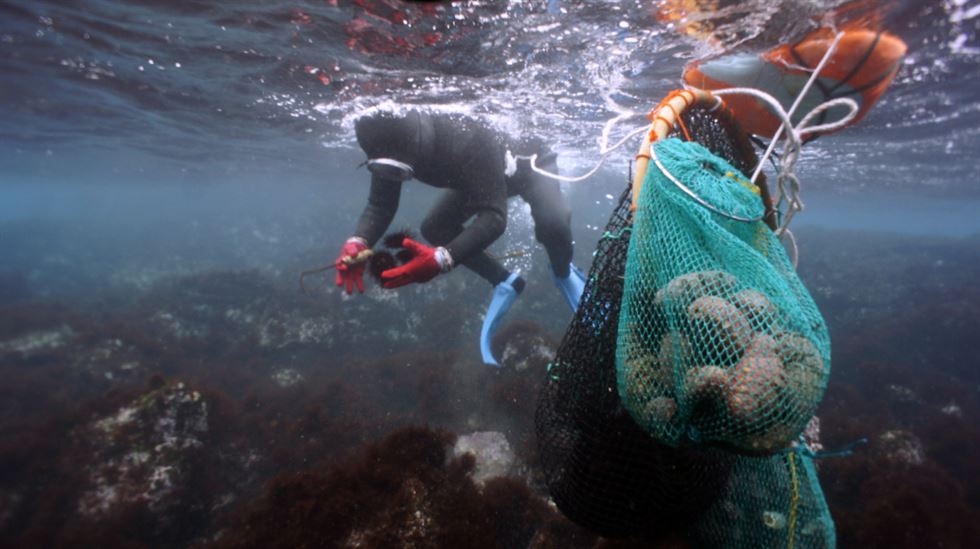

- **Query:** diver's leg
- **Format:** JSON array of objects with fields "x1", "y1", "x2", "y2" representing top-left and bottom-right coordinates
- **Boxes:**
[
  {"x1": 520, "y1": 174, "x2": 574, "y2": 278},
  {"x1": 420, "y1": 190, "x2": 511, "y2": 286},
  {"x1": 421, "y1": 190, "x2": 523, "y2": 366},
  {"x1": 519, "y1": 172, "x2": 585, "y2": 311}
]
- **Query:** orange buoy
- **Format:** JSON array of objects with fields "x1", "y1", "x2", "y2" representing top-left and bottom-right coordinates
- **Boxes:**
[{"x1": 683, "y1": 27, "x2": 907, "y2": 138}]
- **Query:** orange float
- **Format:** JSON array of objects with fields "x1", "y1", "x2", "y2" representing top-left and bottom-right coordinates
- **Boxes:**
[{"x1": 683, "y1": 27, "x2": 907, "y2": 138}]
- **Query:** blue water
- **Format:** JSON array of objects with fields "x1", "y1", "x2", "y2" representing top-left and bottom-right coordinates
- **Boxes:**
[
  {"x1": 1, "y1": 1, "x2": 979, "y2": 547},
  {"x1": 2, "y1": 1, "x2": 978, "y2": 243}
]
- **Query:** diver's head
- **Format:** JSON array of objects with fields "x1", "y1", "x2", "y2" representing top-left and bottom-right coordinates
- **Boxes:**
[{"x1": 355, "y1": 109, "x2": 422, "y2": 182}]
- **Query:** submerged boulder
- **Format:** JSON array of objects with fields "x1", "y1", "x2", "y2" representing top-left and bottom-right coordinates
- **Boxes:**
[
  {"x1": 74, "y1": 381, "x2": 211, "y2": 531},
  {"x1": 452, "y1": 431, "x2": 518, "y2": 485}
]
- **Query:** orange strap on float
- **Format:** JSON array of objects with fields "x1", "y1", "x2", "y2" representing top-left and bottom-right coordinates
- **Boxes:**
[{"x1": 630, "y1": 88, "x2": 717, "y2": 212}]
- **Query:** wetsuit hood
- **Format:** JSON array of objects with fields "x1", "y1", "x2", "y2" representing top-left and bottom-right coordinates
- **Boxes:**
[{"x1": 355, "y1": 110, "x2": 423, "y2": 167}]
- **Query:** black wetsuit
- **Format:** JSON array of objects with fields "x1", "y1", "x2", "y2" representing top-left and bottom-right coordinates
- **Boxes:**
[{"x1": 353, "y1": 110, "x2": 573, "y2": 285}]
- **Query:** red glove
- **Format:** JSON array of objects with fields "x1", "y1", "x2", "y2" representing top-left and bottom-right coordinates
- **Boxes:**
[
  {"x1": 381, "y1": 238, "x2": 453, "y2": 289},
  {"x1": 335, "y1": 237, "x2": 369, "y2": 294}
]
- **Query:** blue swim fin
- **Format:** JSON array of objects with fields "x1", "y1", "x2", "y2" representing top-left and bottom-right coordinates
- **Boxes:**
[
  {"x1": 480, "y1": 273, "x2": 523, "y2": 366},
  {"x1": 554, "y1": 263, "x2": 586, "y2": 312}
]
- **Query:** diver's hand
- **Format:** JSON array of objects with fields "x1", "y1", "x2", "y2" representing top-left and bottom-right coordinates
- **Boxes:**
[
  {"x1": 335, "y1": 237, "x2": 368, "y2": 294},
  {"x1": 381, "y1": 238, "x2": 453, "y2": 289}
]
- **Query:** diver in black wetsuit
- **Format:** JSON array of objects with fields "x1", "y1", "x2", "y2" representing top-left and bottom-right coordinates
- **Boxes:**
[{"x1": 335, "y1": 108, "x2": 586, "y2": 365}]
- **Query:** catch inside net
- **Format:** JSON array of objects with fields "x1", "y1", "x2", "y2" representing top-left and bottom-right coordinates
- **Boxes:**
[
  {"x1": 616, "y1": 114, "x2": 830, "y2": 455},
  {"x1": 536, "y1": 89, "x2": 835, "y2": 547}
]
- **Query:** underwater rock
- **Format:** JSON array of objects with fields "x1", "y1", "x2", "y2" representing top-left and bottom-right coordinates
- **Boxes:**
[
  {"x1": 256, "y1": 312, "x2": 337, "y2": 349},
  {"x1": 940, "y1": 402, "x2": 963, "y2": 418},
  {"x1": 270, "y1": 368, "x2": 304, "y2": 388},
  {"x1": 0, "y1": 325, "x2": 74, "y2": 355},
  {"x1": 150, "y1": 310, "x2": 210, "y2": 340},
  {"x1": 490, "y1": 320, "x2": 558, "y2": 373},
  {"x1": 216, "y1": 426, "x2": 591, "y2": 548},
  {"x1": 886, "y1": 383, "x2": 920, "y2": 404},
  {"x1": 452, "y1": 431, "x2": 517, "y2": 485},
  {"x1": 133, "y1": 268, "x2": 354, "y2": 354},
  {"x1": 76, "y1": 381, "x2": 209, "y2": 519},
  {"x1": 344, "y1": 475, "x2": 437, "y2": 547},
  {"x1": 72, "y1": 337, "x2": 145, "y2": 381},
  {"x1": 874, "y1": 430, "x2": 926, "y2": 466},
  {"x1": 499, "y1": 332, "x2": 554, "y2": 372}
]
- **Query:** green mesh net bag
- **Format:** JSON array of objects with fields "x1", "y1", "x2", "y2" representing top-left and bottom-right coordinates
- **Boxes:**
[
  {"x1": 535, "y1": 184, "x2": 733, "y2": 540},
  {"x1": 536, "y1": 99, "x2": 836, "y2": 546},
  {"x1": 693, "y1": 446, "x2": 836, "y2": 548},
  {"x1": 615, "y1": 137, "x2": 830, "y2": 454},
  {"x1": 536, "y1": 104, "x2": 758, "y2": 539}
]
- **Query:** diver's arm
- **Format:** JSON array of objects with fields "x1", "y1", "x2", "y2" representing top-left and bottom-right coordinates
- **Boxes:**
[{"x1": 353, "y1": 175, "x2": 402, "y2": 246}]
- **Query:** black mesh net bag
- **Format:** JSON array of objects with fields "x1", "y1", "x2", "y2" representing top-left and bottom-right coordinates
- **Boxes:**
[{"x1": 535, "y1": 95, "x2": 775, "y2": 540}]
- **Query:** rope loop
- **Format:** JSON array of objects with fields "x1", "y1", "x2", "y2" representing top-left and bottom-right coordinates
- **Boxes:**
[
  {"x1": 649, "y1": 141, "x2": 766, "y2": 223},
  {"x1": 710, "y1": 31, "x2": 858, "y2": 244}
]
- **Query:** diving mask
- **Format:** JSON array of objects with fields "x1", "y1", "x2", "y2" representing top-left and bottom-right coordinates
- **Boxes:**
[{"x1": 366, "y1": 158, "x2": 415, "y2": 182}]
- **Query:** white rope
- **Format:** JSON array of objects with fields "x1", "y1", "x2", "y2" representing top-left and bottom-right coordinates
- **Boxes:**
[
  {"x1": 507, "y1": 109, "x2": 649, "y2": 182},
  {"x1": 710, "y1": 31, "x2": 861, "y2": 247},
  {"x1": 510, "y1": 30, "x2": 861, "y2": 267},
  {"x1": 748, "y1": 30, "x2": 846, "y2": 184},
  {"x1": 649, "y1": 141, "x2": 766, "y2": 223}
]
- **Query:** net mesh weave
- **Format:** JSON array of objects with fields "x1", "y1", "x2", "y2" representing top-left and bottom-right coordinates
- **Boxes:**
[
  {"x1": 536, "y1": 103, "x2": 835, "y2": 546},
  {"x1": 694, "y1": 449, "x2": 836, "y2": 548},
  {"x1": 615, "y1": 138, "x2": 830, "y2": 454},
  {"x1": 536, "y1": 182, "x2": 732, "y2": 539}
]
